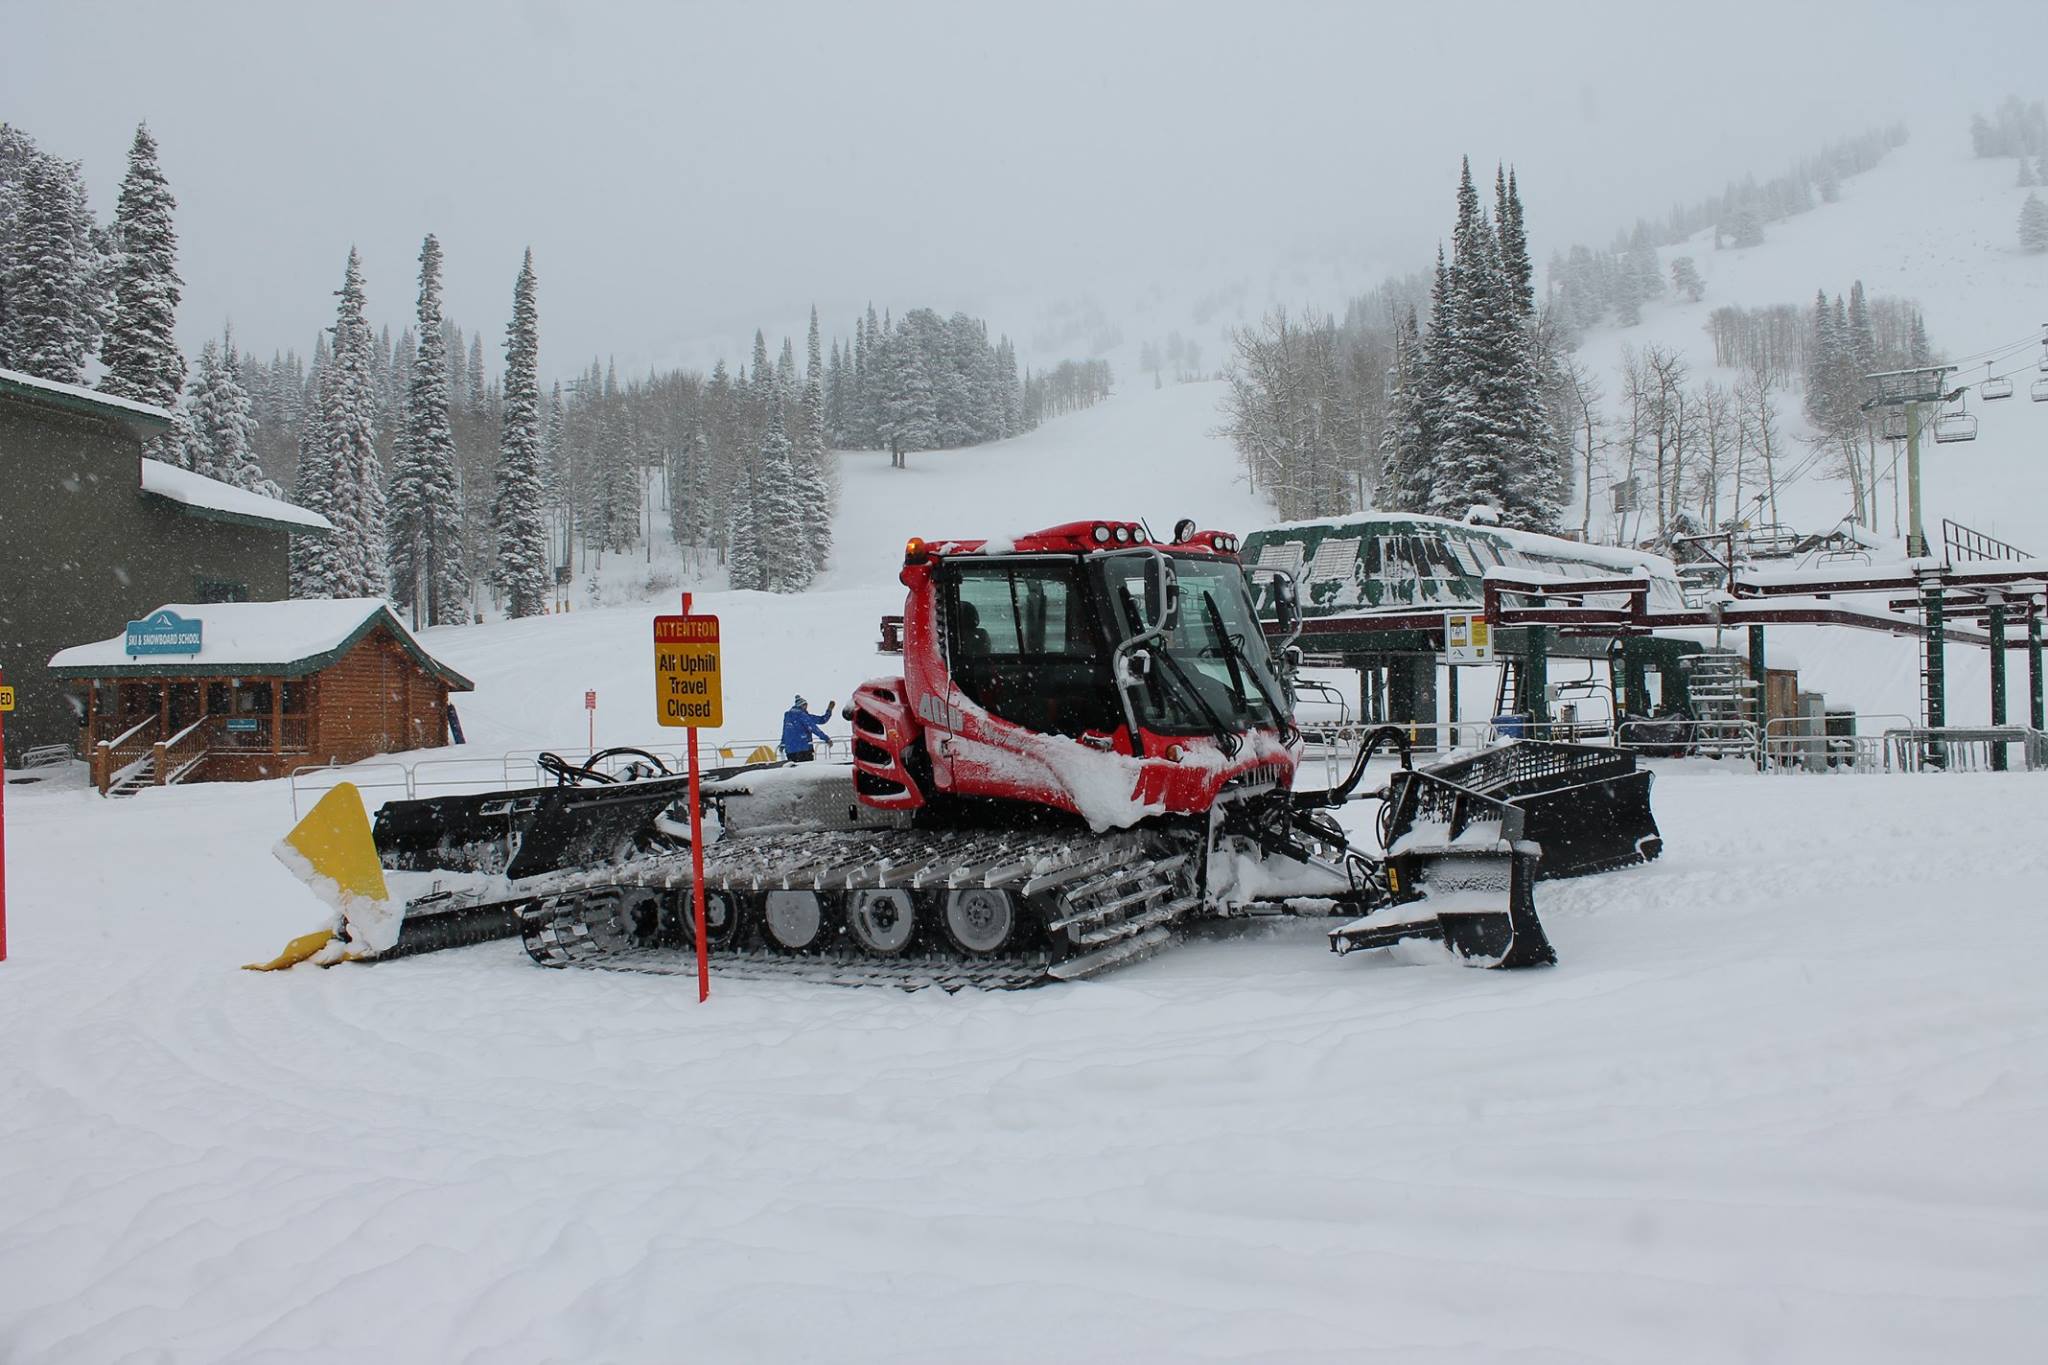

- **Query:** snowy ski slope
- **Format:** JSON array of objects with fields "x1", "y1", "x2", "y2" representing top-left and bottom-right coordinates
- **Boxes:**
[{"x1": 1573, "y1": 125, "x2": 2048, "y2": 547}]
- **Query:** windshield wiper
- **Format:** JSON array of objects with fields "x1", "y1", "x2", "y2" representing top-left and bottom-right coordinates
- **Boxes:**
[
  {"x1": 1204, "y1": 591, "x2": 1297, "y2": 746},
  {"x1": 1146, "y1": 639, "x2": 1241, "y2": 758}
]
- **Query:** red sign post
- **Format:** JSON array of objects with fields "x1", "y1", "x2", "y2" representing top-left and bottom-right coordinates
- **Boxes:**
[
  {"x1": 584, "y1": 688, "x2": 597, "y2": 753},
  {"x1": 654, "y1": 595, "x2": 723, "y2": 1001}
]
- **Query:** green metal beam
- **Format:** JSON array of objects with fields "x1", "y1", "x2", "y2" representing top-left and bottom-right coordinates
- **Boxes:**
[
  {"x1": 2031, "y1": 607, "x2": 2045, "y2": 732},
  {"x1": 1525, "y1": 625, "x2": 1550, "y2": 731},
  {"x1": 1989, "y1": 601, "x2": 2008, "y2": 772},
  {"x1": 1749, "y1": 623, "x2": 1766, "y2": 771}
]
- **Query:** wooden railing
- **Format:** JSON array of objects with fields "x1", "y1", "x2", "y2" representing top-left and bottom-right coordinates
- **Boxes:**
[
  {"x1": 155, "y1": 715, "x2": 214, "y2": 785},
  {"x1": 93, "y1": 716, "x2": 161, "y2": 795}
]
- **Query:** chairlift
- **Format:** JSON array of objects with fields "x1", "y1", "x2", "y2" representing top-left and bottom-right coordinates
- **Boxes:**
[
  {"x1": 1880, "y1": 409, "x2": 1909, "y2": 441},
  {"x1": 2033, "y1": 377, "x2": 2048, "y2": 402},
  {"x1": 1933, "y1": 408, "x2": 1978, "y2": 444},
  {"x1": 1982, "y1": 376, "x2": 2014, "y2": 401}
]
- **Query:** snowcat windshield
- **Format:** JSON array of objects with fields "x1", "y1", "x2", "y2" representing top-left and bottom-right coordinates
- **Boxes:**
[{"x1": 1096, "y1": 554, "x2": 1284, "y2": 734}]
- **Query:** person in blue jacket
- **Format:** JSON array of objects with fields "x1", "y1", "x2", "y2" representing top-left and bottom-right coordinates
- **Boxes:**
[{"x1": 782, "y1": 695, "x2": 836, "y2": 762}]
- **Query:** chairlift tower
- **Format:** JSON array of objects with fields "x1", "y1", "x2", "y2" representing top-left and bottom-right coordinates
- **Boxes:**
[{"x1": 1861, "y1": 366, "x2": 1957, "y2": 557}]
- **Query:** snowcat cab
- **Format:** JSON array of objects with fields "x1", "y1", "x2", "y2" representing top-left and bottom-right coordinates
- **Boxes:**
[{"x1": 846, "y1": 519, "x2": 1300, "y2": 828}]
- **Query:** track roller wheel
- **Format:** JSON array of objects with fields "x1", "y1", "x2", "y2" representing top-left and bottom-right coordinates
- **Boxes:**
[
  {"x1": 943, "y1": 887, "x2": 1017, "y2": 955},
  {"x1": 762, "y1": 890, "x2": 828, "y2": 952},
  {"x1": 666, "y1": 889, "x2": 742, "y2": 950},
  {"x1": 617, "y1": 887, "x2": 668, "y2": 947},
  {"x1": 848, "y1": 888, "x2": 917, "y2": 955}
]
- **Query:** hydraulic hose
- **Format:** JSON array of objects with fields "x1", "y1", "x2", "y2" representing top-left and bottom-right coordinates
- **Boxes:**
[{"x1": 1310, "y1": 723, "x2": 1413, "y2": 808}]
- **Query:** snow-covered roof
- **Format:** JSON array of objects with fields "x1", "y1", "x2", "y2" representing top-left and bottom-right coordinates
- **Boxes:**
[
  {"x1": 0, "y1": 365, "x2": 176, "y2": 427},
  {"x1": 48, "y1": 598, "x2": 473, "y2": 689},
  {"x1": 140, "y1": 458, "x2": 333, "y2": 533},
  {"x1": 1256, "y1": 508, "x2": 1683, "y2": 579}
]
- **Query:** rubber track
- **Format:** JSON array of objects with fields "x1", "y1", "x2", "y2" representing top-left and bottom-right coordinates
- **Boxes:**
[{"x1": 517, "y1": 826, "x2": 1204, "y2": 991}]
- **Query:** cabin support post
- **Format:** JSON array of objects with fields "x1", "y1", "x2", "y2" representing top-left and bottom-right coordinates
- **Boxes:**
[
  {"x1": 1988, "y1": 598, "x2": 2008, "y2": 771},
  {"x1": 1748, "y1": 623, "x2": 1766, "y2": 770}
]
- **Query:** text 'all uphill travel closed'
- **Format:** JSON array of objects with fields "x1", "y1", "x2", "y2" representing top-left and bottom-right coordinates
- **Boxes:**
[{"x1": 653, "y1": 614, "x2": 723, "y2": 727}]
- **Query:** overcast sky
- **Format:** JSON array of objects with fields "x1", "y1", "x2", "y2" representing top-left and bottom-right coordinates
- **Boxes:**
[{"x1": 3, "y1": 0, "x2": 2028, "y2": 379}]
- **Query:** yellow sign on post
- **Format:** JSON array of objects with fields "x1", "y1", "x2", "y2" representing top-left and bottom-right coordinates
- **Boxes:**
[
  {"x1": 654, "y1": 614, "x2": 723, "y2": 728},
  {"x1": 1445, "y1": 611, "x2": 1492, "y2": 664},
  {"x1": 0, "y1": 685, "x2": 13, "y2": 712}
]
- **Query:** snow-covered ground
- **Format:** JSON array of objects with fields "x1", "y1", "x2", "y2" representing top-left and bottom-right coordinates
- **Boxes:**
[{"x1": 4, "y1": 762, "x2": 2045, "y2": 1362}]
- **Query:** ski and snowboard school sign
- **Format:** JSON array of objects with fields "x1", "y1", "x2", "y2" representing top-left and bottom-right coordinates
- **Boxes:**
[
  {"x1": 124, "y1": 609, "x2": 203, "y2": 657},
  {"x1": 653, "y1": 611, "x2": 722, "y2": 728}
]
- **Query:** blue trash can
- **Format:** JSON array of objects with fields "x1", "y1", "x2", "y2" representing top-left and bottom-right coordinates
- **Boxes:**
[{"x1": 1491, "y1": 713, "x2": 1527, "y2": 739}]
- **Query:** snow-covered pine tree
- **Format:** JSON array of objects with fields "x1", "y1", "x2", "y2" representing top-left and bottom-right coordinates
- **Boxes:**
[
  {"x1": 491, "y1": 249, "x2": 550, "y2": 618},
  {"x1": 726, "y1": 455, "x2": 764, "y2": 590},
  {"x1": 1377, "y1": 308, "x2": 1434, "y2": 512},
  {"x1": 825, "y1": 337, "x2": 847, "y2": 443},
  {"x1": 387, "y1": 234, "x2": 470, "y2": 626},
  {"x1": 1429, "y1": 162, "x2": 1553, "y2": 529},
  {"x1": 882, "y1": 314, "x2": 939, "y2": 465},
  {"x1": 1846, "y1": 280, "x2": 1876, "y2": 377},
  {"x1": 776, "y1": 335, "x2": 797, "y2": 403},
  {"x1": 182, "y1": 332, "x2": 270, "y2": 493},
  {"x1": 799, "y1": 306, "x2": 834, "y2": 572},
  {"x1": 2020, "y1": 192, "x2": 2048, "y2": 253},
  {"x1": 754, "y1": 400, "x2": 810, "y2": 592},
  {"x1": 0, "y1": 133, "x2": 103, "y2": 382},
  {"x1": 467, "y1": 332, "x2": 486, "y2": 416},
  {"x1": 1669, "y1": 257, "x2": 1705, "y2": 303},
  {"x1": 306, "y1": 248, "x2": 388, "y2": 598},
  {"x1": 289, "y1": 357, "x2": 335, "y2": 599},
  {"x1": 582, "y1": 359, "x2": 640, "y2": 555},
  {"x1": 1494, "y1": 165, "x2": 1534, "y2": 319},
  {"x1": 98, "y1": 124, "x2": 185, "y2": 418}
]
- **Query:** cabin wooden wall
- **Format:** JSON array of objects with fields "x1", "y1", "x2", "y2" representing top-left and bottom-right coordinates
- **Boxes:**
[{"x1": 306, "y1": 627, "x2": 450, "y2": 766}]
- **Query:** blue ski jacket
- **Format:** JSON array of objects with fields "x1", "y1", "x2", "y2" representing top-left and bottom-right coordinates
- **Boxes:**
[{"x1": 782, "y1": 702, "x2": 834, "y2": 755}]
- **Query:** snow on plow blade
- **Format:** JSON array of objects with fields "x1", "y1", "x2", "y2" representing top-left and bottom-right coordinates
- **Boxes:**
[
  {"x1": 1329, "y1": 794, "x2": 1555, "y2": 970},
  {"x1": 249, "y1": 781, "x2": 526, "y2": 969}
]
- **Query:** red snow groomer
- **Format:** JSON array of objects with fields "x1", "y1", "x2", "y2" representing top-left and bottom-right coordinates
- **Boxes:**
[{"x1": 265, "y1": 518, "x2": 1660, "y2": 987}]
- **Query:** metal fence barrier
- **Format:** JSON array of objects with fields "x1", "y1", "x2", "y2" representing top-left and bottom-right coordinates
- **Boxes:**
[
  {"x1": 1762, "y1": 713, "x2": 1913, "y2": 774},
  {"x1": 1885, "y1": 726, "x2": 2048, "y2": 774}
]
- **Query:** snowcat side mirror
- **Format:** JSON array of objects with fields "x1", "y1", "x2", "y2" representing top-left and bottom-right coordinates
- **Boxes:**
[
  {"x1": 1250, "y1": 566, "x2": 1304, "y2": 657},
  {"x1": 1283, "y1": 644, "x2": 1304, "y2": 674}
]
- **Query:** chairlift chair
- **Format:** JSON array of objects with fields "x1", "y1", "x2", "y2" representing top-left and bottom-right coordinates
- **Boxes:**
[
  {"x1": 2033, "y1": 377, "x2": 2048, "y2": 402},
  {"x1": 1880, "y1": 409, "x2": 1909, "y2": 441},
  {"x1": 1983, "y1": 377, "x2": 2014, "y2": 400},
  {"x1": 1933, "y1": 410, "x2": 1978, "y2": 444}
]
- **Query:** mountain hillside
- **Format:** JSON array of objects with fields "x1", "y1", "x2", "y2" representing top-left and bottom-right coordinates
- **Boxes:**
[{"x1": 1574, "y1": 125, "x2": 2048, "y2": 548}]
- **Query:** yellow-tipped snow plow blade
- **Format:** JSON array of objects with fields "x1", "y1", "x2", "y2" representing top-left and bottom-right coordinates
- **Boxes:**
[{"x1": 245, "y1": 782, "x2": 396, "y2": 970}]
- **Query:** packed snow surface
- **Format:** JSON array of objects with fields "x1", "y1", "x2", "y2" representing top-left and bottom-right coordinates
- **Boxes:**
[{"x1": 3, "y1": 766, "x2": 2045, "y2": 1362}]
